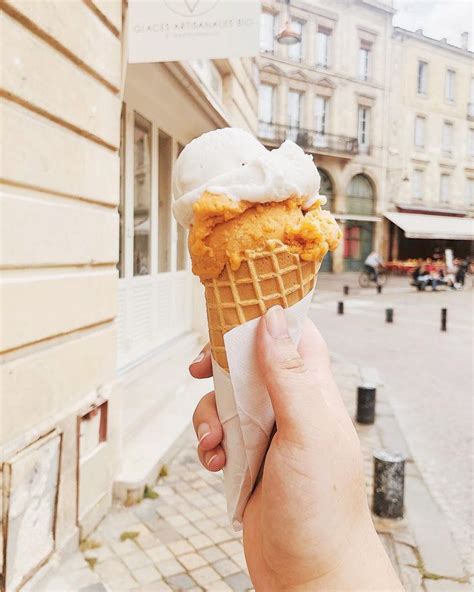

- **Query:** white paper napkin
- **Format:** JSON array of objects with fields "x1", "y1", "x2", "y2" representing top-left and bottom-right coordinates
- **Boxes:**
[{"x1": 212, "y1": 289, "x2": 315, "y2": 530}]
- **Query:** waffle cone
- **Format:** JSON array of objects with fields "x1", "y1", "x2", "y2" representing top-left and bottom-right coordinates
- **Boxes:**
[{"x1": 203, "y1": 240, "x2": 319, "y2": 371}]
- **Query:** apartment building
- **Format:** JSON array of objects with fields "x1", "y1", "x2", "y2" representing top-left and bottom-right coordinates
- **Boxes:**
[
  {"x1": 385, "y1": 28, "x2": 474, "y2": 260},
  {"x1": 0, "y1": 1, "x2": 257, "y2": 588},
  {"x1": 258, "y1": 0, "x2": 395, "y2": 271}
]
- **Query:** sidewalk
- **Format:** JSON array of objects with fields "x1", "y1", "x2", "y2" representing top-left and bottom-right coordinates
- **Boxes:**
[{"x1": 32, "y1": 355, "x2": 471, "y2": 592}]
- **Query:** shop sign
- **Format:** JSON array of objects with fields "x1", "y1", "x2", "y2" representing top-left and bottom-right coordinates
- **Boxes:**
[{"x1": 128, "y1": 0, "x2": 260, "y2": 63}]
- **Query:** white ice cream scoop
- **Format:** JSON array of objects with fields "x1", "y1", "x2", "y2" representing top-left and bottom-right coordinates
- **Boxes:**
[{"x1": 172, "y1": 127, "x2": 325, "y2": 228}]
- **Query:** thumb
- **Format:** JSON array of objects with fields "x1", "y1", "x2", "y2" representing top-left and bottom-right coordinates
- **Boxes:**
[{"x1": 256, "y1": 306, "x2": 326, "y2": 440}]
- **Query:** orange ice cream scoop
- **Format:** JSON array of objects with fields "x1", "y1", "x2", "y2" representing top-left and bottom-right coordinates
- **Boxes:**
[{"x1": 189, "y1": 192, "x2": 341, "y2": 280}]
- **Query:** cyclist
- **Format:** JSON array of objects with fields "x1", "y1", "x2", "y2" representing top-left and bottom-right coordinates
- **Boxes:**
[{"x1": 364, "y1": 251, "x2": 384, "y2": 283}]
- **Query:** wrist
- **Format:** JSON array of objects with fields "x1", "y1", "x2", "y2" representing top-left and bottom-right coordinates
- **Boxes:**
[
  {"x1": 311, "y1": 518, "x2": 402, "y2": 592},
  {"x1": 277, "y1": 517, "x2": 402, "y2": 592}
]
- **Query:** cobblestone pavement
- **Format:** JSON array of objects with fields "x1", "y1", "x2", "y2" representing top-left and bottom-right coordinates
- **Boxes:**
[
  {"x1": 36, "y1": 434, "x2": 252, "y2": 592},
  {"x1": 36, "y1": 352, "x2": 439, "y2": 592},
  {"x1": 311, "y1": 273, "x2": 473, "y2": 573}
]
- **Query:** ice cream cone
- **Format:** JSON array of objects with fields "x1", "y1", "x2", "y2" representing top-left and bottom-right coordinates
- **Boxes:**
[{"x1": 203, "y1": 240, "x2": 320, "y2": 371}]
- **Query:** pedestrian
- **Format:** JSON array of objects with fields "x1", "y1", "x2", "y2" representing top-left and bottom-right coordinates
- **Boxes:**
[
  {"x1": 414, "y1": 262, "x2": 433, "y2": 291},
  {"x1": 455, "y1": 258, "x2": 468, "y2": 287},
  {"x1": 189, "y1": 308, "x2": 403, "y2": 591},
  {"x1": 364, "y1": 250, "x2": 384, "y2": 283}
]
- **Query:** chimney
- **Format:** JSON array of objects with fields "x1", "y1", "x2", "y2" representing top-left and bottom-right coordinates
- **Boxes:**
[{"x1": 461, "y1": 31, "x2": 469, "y2": 50}]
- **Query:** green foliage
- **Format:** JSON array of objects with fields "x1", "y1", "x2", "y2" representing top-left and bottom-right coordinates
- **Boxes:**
[
  {"x1": 120, "y1": 531, "x2": 139, "y2": 542},
  {"x1": 79, "y1": 539, "x2": 101, "y2": 552},
  {"x1": 84, "y1": 557, "x2": 98, "y2": 570},
  {"x1": 144, "y1": 485, "x2": 159, "y2": 499}
]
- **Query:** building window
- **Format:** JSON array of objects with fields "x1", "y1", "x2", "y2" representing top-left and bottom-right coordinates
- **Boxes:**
[
  {"x1": 133, "y1": 112, "x2": 151, "y2": 276},
  {"x1": 439, "y1": 173, "x2": 450, "y2": 203},
  {"x1": 260, "y1": 11, "x2": 275, "y2": 53},
  {"x1": 287, "y1": 89, "x2": 303, "y2": 139},
  {"x1": 357, "y1": 106, "x2": 370, "y2": 152},
  {"x1": 442, "y1": 122, "x2": 453, "y2": 154},
  {"x1": 118, "y1": 105, "x2": 126, "y2": 278},
  {"x1": 358, "y1": 44, "x2": 370, "y2": 81},
  {"x1": 288, "y1": 20, "x2": 304, "y2": 62},
  {"x1": 469, "y1": 128, "x2": 474, "y2": 157},
  {"x1": 347, "y1": 174, "x2": 375, "y2": 215},
  {"x1": 417, "y1": 61, "x2": 427, "y2": 95},
  {"x1": 258, "y1": 83, "x2": 275, "y2": 138},
  {"x1": 414, "y1": 115, "x2": 425, "y2": 148},
  {"x1": 316, "y1": 29, "x2": 331, "y2": 68},
  {"x1": 445, "y1": 69, "x2": 455, "y2": 102},
  {"x1": 466, "y1": 178, "x2": 474, "y2": 206},
  {"x1": 176, "y1": 143, "x2": 187, "y2": 271},
  {"x1": 412, "y1": 169, "x2": 424, "y2": 200},
  {"x1": 314, "y1": 96, "x2": 328, "y2": 147},
  {"x1": 176, "y1": 225, "x2": 187, "y2": 271},
  {"x1": 158, "y1": 130, "x2": 172, "y2": 272},
  {"x1": 190, "y1": 59, "x2": 222, "y2": 100}
]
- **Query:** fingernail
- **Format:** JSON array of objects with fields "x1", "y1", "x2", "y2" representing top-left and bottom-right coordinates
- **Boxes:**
[
  {"x1": 191, "y1": 350, "x2": 205, "y2": 365},
  {"x1": 197, "y1": 423, "x2": 211, "y2": 443},
  {"x1": 207, "y1": 454, "x2": 218, "y2": 468},
  {"x1": 265, "y1": 305, "x2": 289, "y2": 339}
]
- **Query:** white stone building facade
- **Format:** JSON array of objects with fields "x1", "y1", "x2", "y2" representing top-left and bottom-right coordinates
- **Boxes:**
[
  {"x1": 385, "y1": 27, "x2": 474, "y2": 260},
  {"x1": 257, "y1": 0, "x2": 473, "y2": 269},
  {"x1": 258, "y1": 0, "x2": 395, "y2": 271},
  {"x1": 0, "y1": 2, "x2": 257, "y2": 589}
]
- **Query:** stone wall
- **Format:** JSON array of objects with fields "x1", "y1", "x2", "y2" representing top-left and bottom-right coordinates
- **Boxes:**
[{"x1": 0, "y1": 1, "x2": 123, "y2": 588}]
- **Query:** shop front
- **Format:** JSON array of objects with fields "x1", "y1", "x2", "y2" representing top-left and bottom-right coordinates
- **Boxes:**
[
  {"x1": 385, "y1": 211, "x2": 474, "y2": 265},
  {"x1": 113, "y1": 60, "x2": 257, "y2": 503}
]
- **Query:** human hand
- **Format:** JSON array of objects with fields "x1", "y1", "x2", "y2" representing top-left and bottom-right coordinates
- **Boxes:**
[{"x1": 190, "y1": 308, "x2": 402, "y2": 591}]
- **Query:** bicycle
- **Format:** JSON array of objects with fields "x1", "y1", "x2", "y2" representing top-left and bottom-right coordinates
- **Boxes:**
[{"x1": 358, "y1": 267, "x2": 389, "y2": 288}]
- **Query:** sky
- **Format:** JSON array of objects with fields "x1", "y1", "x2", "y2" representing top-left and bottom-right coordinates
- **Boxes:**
[{"x1": 393, "y1": 0, "x2": 473, "y2": 51}]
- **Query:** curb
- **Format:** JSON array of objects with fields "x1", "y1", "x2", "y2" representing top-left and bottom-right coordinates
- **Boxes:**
[{"x1": 363, "y1": 365, "x2": 470, "y2": 587}]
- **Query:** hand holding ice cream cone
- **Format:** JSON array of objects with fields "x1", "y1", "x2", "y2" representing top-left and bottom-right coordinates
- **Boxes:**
[
  {"x1": 173, "y1": 127, "x2": 341, "y2": 526},
  {"x1": 189, "y1": 315, "x2": 403, "y2": 592}
]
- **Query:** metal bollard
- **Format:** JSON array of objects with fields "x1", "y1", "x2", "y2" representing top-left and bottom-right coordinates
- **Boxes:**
[
  {"x1": 377, "y1": 285, "x2": 383, "y2": 294},
  {"x1": 343, "y1": 285, "x2": 350, "y2": 296},
  {"x1": 441, "y1": 308, "x2": 447, "y2": 332},
  {"x1": 385, "y1": 308, "x2": 393, "y2": 323},
  {"x1": 338, "y1": 301, "x2": 344, "y2": 315},
  {"x1": 373, "y1": 451, "x2": 405, "y2": 519},
  {"x1": 356, "y1": 385, "x2": 376, "y2": 424}
]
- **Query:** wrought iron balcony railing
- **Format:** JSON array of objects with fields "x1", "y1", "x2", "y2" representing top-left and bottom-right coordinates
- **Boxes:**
[{"x1": 258, "y1": 122, "x2": 359, "y2": 156}]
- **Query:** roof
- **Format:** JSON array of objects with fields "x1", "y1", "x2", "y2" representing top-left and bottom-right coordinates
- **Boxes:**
[
  {"x1": 392, "y1": 27, "x2": 473, "y2": 57},
  {"x1": 384, "y1": 212, "x2": 474, "y2": 241}
]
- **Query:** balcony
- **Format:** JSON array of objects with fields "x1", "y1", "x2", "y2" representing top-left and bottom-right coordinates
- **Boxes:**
[{"x1": 258, "y1": 122, "x2": 359, "y2": 157}]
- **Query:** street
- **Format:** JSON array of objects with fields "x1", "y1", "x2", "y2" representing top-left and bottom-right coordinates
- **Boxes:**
[{"x1": 310, "y1": 273, "x2": 473, "y2": 571}]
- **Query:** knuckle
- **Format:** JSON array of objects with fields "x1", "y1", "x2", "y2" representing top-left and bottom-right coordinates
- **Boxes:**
[{"x1": 278, "y1": 355, "x2": 307, "y2": 373}]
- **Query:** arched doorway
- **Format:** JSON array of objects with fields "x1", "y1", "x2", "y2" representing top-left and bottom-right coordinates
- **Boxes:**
[
  {"x1": 344, "y1": 174, "x2": 376, "y2": 270},
  {"x1": 319, "y1": 169, "x2": 333, "y2": 211},
  {"x1": 318, "y1": 169, "x2": 334, "y2": 271},
  {"x1": 346, "y1": 174, "x2": 375, "y2": 216}
]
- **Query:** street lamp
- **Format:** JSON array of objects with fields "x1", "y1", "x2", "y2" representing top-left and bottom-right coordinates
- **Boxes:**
[{"x1": 275, "y1": 0, "x2": 302, "y2": 45}]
